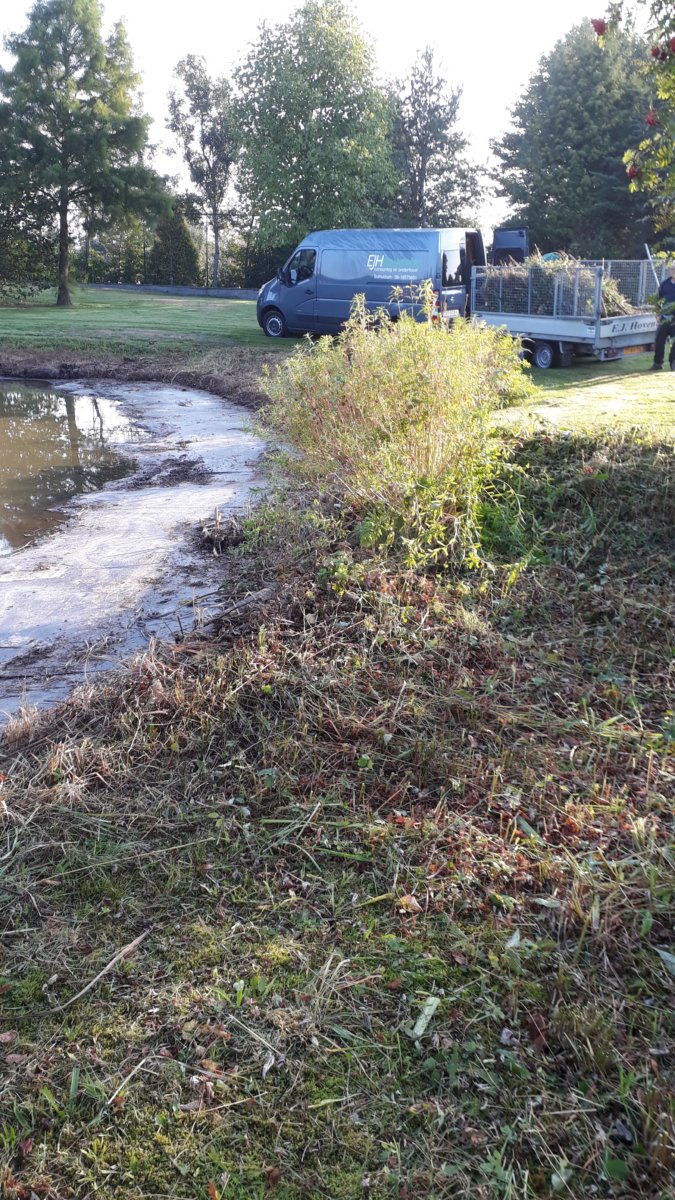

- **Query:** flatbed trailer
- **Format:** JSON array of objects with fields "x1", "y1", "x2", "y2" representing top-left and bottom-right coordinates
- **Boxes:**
[{"x1": 470, "y1": 259, "x2": 667, "y2": 368}]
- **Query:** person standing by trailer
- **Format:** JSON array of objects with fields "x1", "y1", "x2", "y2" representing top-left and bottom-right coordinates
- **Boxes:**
[{"x1": 649, "y1": 261, "x2": 675, "y2": 371}]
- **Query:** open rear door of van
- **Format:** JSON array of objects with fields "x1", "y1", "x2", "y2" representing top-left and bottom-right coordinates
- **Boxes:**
[
  {"x1": 466, "y1": 230, "x2": 487, "y2": 268},
  {"x1": 492, "y1": 228, "x2": 528, "y2": 265}
]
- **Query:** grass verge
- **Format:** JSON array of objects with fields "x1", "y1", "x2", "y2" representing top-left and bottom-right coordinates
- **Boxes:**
[
  {"x1": 0, "y1": 287, "x2": 283, "y2": 408},
  {"x1": 500, "y1": 352, "x2": 675, "y2": 436},
  {"x1": 0, "y1": 421, "x2": 673, "y2": 1198}
]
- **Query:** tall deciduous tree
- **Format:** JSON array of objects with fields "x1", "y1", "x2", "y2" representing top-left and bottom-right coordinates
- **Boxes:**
[
  {"x1": 393, "y1": 48, "x2": 481, "y2": 228},
  {"x1": 0, "y1": 0, "x2": 161, "y2": 306},
  {"x1": 168, "y1": 56, "x2": 238, "y2": 287},
  {"x1": 492, "y1": 23, "x2": 654, "y2": 257},
  {"x1": 235, "y1": 0, "x2": 395, "y2": 249}
]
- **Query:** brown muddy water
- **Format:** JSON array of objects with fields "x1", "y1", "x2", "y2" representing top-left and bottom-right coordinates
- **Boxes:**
[{"x1": 0, "y1": 382, "x2": 138, "y2": 555}]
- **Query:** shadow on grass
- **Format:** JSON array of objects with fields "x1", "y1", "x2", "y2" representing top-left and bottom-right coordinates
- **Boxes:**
[
  {"x1": 481, "y1": 429, "x2": 674, "y2": 570},
  {"x1": 532, "y1": 353, "x2": 655, "y2": 393}
]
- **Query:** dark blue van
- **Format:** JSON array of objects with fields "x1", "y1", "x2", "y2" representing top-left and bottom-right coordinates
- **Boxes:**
[{"x1": 256, "y1": 227, "x2": 486, "y2": 337}]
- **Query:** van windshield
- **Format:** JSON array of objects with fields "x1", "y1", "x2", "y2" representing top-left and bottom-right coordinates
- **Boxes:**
[{"x1": 287, "y1": 249, "x2": 316, "y2": 285}]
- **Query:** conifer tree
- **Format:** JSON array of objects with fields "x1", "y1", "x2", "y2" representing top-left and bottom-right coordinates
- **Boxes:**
[
  {"x1": 0, "y1": 0, "x2": 161, "y2": 305},
  {"x1": 393, "y1": 49, "x2": 480, "y2": 228},
  {"x1": 492, "y1": 23, "x2": 653, "y2": 257},
  {"x1": 148, "y1": 206, "x2": 200, "y2": 287}
]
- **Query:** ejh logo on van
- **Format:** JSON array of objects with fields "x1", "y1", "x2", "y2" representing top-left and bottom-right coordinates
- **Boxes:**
[{"x1": 367, "y1": 254, "x2": 385, "y2": 270}]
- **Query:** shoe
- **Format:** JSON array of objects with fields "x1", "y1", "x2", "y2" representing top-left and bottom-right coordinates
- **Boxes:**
[{"x1": 649, "y1": 363, "x2": 662, "y2": 371}]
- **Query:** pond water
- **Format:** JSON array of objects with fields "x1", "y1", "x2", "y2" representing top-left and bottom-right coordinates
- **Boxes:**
[
  {"x1": 0, "y1": 379, "x2": 264, "y2": 724},
  {"x1": 0, "y1": 381, "x2": 139, "y2": 556}
]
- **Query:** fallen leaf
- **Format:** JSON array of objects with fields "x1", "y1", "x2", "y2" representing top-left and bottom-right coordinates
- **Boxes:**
[
  {"x1": 412, "y1": 995, "x2": 440, "y2": 1038},
  {"x1": 603, "y1": 1155, "x2": 629, "y2": 1182},
  {"x1": 525, "y1": 1012, "x2": 549, "y2": 1052},
  {"x1": 7, "y1": 1053, "x2": 29, "y2": 1065},
  {"x1": 0, "y1": 1029, "x2": 17, "y2": 1044},
  {"x1": 208, "y1": 1183, "x2": 220, "y2": 1200},
  {"x1": 267, "y1": 1165, "x2": 281, "y2": 1187},
  {"x1": 398, "y1": 894, "x2": 423, "y2": 914},
  {"x1": 200, "y1": 1059, "x2": 223, "y2": 1075}
]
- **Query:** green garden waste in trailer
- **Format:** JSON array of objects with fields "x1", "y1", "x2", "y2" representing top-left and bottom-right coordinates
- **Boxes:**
[{"x1": 471, "y1": 259, "x2": 667, "y2": 368}]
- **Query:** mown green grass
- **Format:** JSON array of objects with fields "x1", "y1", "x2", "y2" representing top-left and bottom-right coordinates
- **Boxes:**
[
  {"x1": 1, "y1": 426, "x2": 673, "y2": 1200},
  {"x1": 0, "y1": 286, "x2": 277, "y2": 352},
  {"x1": 0, "y1": 300, "x2": 673, "y2": 1199},
  {"x1": 506, "y1": 352, "x2": 674, "y2": 435}
]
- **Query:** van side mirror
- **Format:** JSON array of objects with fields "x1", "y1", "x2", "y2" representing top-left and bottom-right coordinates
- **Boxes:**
[{"x1": 276, "y1": 267, "x2": 286, "y2": 284}]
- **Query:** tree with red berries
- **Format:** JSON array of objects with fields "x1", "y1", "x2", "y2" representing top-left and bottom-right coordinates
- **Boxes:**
[{"x1": 595, "y1": 2, "x2": 675, "y2": 232}]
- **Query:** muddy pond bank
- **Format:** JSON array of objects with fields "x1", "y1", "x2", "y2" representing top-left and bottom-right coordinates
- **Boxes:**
[
  {"x1": 0, "y1": 379, "x2": 265, "y2": 723},
  {"x1": 0, "y1": 345, "x2": 273, "y2": 410}
]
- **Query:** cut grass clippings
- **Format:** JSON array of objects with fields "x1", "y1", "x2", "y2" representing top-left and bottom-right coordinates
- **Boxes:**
[{"x1": 0, "y1": 426, "x2": 673, "y2": 1199}]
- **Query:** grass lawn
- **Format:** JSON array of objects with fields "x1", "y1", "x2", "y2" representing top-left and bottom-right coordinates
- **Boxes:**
[
  {"x1": 0, "y1": 290, "x2": 672, "y2": 431},
  {"x1": 0, "y1": 286, "x2": 275, "y2": 354},
  {"x1": 0, "y1": 298, "x2": 673, "y2": 1199},
  {"x1": 506, "y1": 353, "x2": 674, "y2": 436}
]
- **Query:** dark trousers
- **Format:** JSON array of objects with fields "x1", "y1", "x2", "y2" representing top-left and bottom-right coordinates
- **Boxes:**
[{"x1": 653, "y1": 319, "x2": 675, "y2": 366}]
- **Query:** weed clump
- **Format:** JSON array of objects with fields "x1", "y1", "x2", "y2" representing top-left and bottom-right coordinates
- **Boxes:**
[{"x1": 261, "y1": 293, "x2": 532, "y2": 567}]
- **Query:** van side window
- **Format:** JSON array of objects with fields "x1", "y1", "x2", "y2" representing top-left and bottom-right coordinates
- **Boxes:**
[
  {"x1": 442, "y1": 250, "x2": 460, "y2": 288},
  {"x1": 287, "y1": 249, "x2": 316, "y2": 285}
]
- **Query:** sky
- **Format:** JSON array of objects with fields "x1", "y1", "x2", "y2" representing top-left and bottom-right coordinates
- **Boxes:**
[{"x1": 1, "y1": 0, "x2": 610, "y2": 227}]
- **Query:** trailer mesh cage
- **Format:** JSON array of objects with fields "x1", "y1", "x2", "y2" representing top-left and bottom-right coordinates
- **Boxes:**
[{"x1": 471, "y1": 260, "x2": 668, "y2": 319}]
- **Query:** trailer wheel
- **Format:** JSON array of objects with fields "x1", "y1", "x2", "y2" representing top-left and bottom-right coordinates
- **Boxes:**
[
  {"x1": 532, "y1": 341, "x2": 554, "y2": 369},
  {"x1": 262, "y1": 309, "x2": 287, "y2": 338}
]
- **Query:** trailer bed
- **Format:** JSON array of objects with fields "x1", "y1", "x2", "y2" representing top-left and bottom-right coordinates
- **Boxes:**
[{"x1": 470, "y1": 260, "x2": 666, "y2": 366}]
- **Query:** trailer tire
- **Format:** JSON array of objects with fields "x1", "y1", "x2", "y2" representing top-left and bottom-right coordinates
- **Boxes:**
[
  {"x1": 532, "y1": 341, "x2": 554, "y2": 369},
  {"x1": 262, "y1": 309, "x2": 287, "y2": 338}
]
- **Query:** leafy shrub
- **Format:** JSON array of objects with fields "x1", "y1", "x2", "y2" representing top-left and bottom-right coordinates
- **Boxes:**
[
  {"x1": 0, "y1": 279, "x2": 40, "y2": 305},
  {"x1": 261, "y1": 291, "x2": 533, "y2": 567}
]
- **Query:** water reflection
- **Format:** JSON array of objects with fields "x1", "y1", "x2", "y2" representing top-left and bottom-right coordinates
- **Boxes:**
[{"x1": 0, "y1": 383, "x2": 139, "y2": 553}]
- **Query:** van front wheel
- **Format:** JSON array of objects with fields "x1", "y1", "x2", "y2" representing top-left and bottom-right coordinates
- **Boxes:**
[{"x1": 263, "y1": 309, "x2": 287, "y2": 338}]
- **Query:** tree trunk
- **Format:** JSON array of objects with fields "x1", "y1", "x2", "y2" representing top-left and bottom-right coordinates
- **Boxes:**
[
  {"x1": 212, "y1": 223, "x2": 220, "y2": 289},
  {"x1": 57, "y1": 189, "x2": 72, "y2": 307}
]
